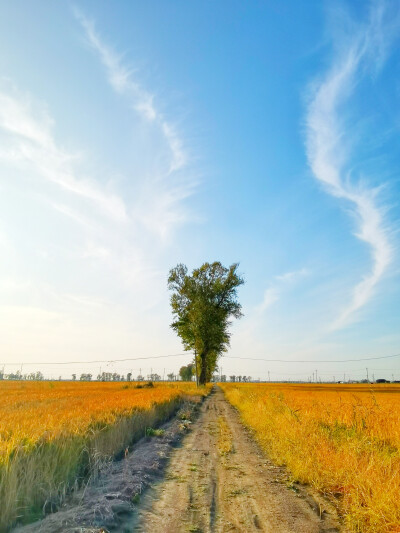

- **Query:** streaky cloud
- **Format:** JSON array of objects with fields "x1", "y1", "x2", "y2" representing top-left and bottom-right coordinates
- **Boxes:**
[
  {"x1": 256, "y1": 267, "x2": 309, "y2": 315},
  {"x1": 256, "y1": 287, "x2": 279, "y2": 314},
  {"x1": 74, "y1": 8, "x2": 187, "y2": 175},
  {"x1": 305, "y1": 1, "x2": 396, "y2": 330},
  {"x1": 0, "y1": 86, "x2": 128, "y2": 223},
  {"x1": 275, "y1": 268, "x2": 309, "y2": 283},
  {"x1": 74, "y1": 8, "x2": 196, "y2": 242}
]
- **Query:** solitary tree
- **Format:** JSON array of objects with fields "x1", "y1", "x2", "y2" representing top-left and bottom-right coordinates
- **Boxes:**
[{"x1": 168, "y1": 262, "x2": 244, "y2": 385}]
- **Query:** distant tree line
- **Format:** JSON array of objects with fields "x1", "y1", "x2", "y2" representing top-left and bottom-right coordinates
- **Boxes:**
[
  {"x1": 77, "y1": 372, "x2": 172, "y2": 382},
  {"x1": 0, "y1": 370, "x2": 44, "y2": 381},
  {"x1": 0, "y1": 369, "x2": 253, "y2": 383},
  {"x1": 228, "y1": 375, "x2": 252, "y2": 382}
]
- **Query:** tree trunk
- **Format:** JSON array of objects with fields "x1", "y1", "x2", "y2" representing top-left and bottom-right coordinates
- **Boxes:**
[{"x1": 199, "y1": 351, "x2": 207, "y2": 385}]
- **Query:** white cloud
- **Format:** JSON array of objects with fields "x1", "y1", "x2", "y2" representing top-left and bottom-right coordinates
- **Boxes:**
[
  {"x1": 256, "y1": 287, "x2": 279, "y2": 314},
  {"x1": 305, "y1": 1, "x2": 396, "y2": 330},
  {"x1": 255, "y1": 267, "x2": 309, "y2": 315},
  {"x1": 74, "y1": 9, "x2": 188, "y2": 176},
  {"x1": 0, "y1": 86, "x2": 128, "y2": 223},
  {"x1": 0, "y1": 7, "x2": 198, "y2": 293},
  {"x1": 73, "y1": 10, "x2": 197, "y2": 242},
  {"x1": 275, "y1": 268, "x2": 309, "y2": 283},
  {"x1": 0, "y1": 9, "x2": 200, "y2": 372}
]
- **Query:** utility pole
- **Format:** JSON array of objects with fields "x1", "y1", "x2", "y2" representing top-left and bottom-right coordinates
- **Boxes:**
[
  {"x1": 312, "y1": 372, "x2": 314, "y2": 382},
  {"x1": 366, "y1": 367, "x2": 369, "y2": 382},
  {"x1": 315, "y1": 369, "x2": 318, "y2": 383},
  {"x1": 344, "y1": 373, "x2": 346, "y2": 383}
]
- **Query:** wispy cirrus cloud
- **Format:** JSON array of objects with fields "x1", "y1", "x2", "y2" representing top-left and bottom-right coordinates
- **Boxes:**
[
  {"x1": 0, "y1": 86, "x2": 128, "y2": 223},
  {"x1": 231, "y1": 267, "x2": 309, "y2": 358},
  {"x1": 0, "y1": 68, "x2": 192, "y2": 365},
  {"x1": 74, "y1": 8, "x2": 189, "y2": 183},
  {"x1": 0, "y1": 3, "x2": 198, "y2": 295},
  {"x1": 275, "y1": 268, "x2": 309, "y2": 283},
  {"x1": 0, "y1": 84, "x2": 148, "y2": 296},
  {"x1": 305, "y1": 1, "x2": 398, "y2": 330},
  {"x1": 0, "y1": 5, "x2": 198, "y2": 323},
  {"x1": 73, "y1": 10, "x2": 197, "y2": 242},
  {"x1": 256, "y1": 268, "x2": 309, "y2": 314},
  {"x1": 257, "y1": 287, "x2": 279, "y2": 314}
]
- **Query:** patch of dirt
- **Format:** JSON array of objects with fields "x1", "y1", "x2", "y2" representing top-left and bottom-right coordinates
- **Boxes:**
[
  {"x1": 12, "y1": 400, "x2": 201, "y2": 533},
  {"x1": 132, "y1": 387, "x2": 341, "y2": 532}
]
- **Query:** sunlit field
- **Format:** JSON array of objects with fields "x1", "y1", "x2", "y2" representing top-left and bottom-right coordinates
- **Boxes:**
[
  {"x1": 0, "y1": 380, "x2": 209, "y2": 531},
  {"x1": 220, "y1": 382, "x2": 400, "y2": 533}
]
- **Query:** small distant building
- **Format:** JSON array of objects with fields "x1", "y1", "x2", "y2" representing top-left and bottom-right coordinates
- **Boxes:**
[{"x1": 376, "y1": 378, "x2": 389, "y2": 383}]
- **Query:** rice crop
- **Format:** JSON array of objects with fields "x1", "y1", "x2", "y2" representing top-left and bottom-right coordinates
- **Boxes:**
[
  {"x1": 0, "y1": 380, "x2": 208, "y2": 531},
  {"x1": 220, "y1": 382, "x2": 400, "y2": 533}
]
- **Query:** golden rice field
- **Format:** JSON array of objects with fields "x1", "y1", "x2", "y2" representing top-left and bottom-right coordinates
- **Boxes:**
[
  {"x1": 221, "y1": 382, "x2": 400, "y2": 533},
  {"x1": 0, "y1": 380, "x2": 208, "y2": 532}
]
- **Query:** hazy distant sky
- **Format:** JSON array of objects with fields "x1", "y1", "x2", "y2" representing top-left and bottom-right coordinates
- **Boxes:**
[{"x1": 0, "y1": 1, "x2": 399, "y2": 381}]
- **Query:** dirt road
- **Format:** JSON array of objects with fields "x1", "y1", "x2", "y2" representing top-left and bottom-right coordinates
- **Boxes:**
[
  {"x1": 133, "y1": 387, "x2": 339, "y2": 533},
  {"x1": 14, "y1": 387, "x2": 340, "y2": 533}
]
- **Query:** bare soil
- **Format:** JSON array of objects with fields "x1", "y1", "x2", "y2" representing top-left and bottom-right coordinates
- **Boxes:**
[
  {"x1": 133, "y1": 387, "x2": 340, "y2": 532},
  {"x1": 13, "y1": 388, "x2": 341, "y2": 533},
  {"x1": 13, "y1": 400, "x2": 201, "y2": 533}
]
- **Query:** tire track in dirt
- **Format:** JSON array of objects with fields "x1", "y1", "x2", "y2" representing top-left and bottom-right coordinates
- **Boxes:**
[{"x1": 132, "y1": 387, "x2": 340, "y2": 533}]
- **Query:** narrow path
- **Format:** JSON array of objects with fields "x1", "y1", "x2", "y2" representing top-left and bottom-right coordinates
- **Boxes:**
[{"x1": 133, "y1": 387, "x2": 339, "y2": 533}]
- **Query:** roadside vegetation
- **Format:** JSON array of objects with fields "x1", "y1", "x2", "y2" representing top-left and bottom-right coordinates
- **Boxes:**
[
  {"x1": 0, "y1": 381, "x2": 210, "y2": 532},
  {"x1": 221, "y1": 382, "x2": 400, "y2": 532}
]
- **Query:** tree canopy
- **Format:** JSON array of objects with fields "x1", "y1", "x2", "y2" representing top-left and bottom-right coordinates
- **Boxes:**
[
  {"x1": 179, "y1": 363, "x2": 194, "y2": 381},
  {"x1": 168, "y1": 262, "x2": 244, "y2": 385}
]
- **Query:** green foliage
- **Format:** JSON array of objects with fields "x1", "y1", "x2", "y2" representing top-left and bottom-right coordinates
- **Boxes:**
[
  {"x1": 168, "y1": 262, "x2": 244, "y2": 384},
  {"x1": 179, "y1": 364, "x2": 195, "y2": 381},
  {"x1": 131, "y1": 493, "x2": 140, "y2": 504},
  {"x1": 145, "y1": 427, "x2": 165, "y2": 437}
]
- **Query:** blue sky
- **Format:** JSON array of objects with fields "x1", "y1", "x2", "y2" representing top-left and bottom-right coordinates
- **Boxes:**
[{"x1": 0, "y1": 1, "x2": 399, "y2": 381}]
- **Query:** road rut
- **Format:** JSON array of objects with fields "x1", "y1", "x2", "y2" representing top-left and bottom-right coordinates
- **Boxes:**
[{"x1": 133, "y1": 387, "x2": 339, "y2": 533}]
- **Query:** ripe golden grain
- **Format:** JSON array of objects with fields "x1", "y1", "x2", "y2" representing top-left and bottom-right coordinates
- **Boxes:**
[
  {"x1": 220, "y1": 382, "x2": 400, "y2": 533},
  {"x1": 0, "y1": 381, "x2": 208, "y2": 531}
]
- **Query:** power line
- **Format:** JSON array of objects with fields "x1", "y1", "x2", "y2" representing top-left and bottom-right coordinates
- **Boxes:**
[
  {"x1": 1, "y1": 350, "x2": 400, "y2": 367},
  {"x1": 223, "y1": 352, "x2": 400, "y2": 363},
  {"x1": 260, "y1": 367, "x2": 400, "y2": 376},
  {"x1": 0, "y1": 353, "x2": 188, "y2": 366}
]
